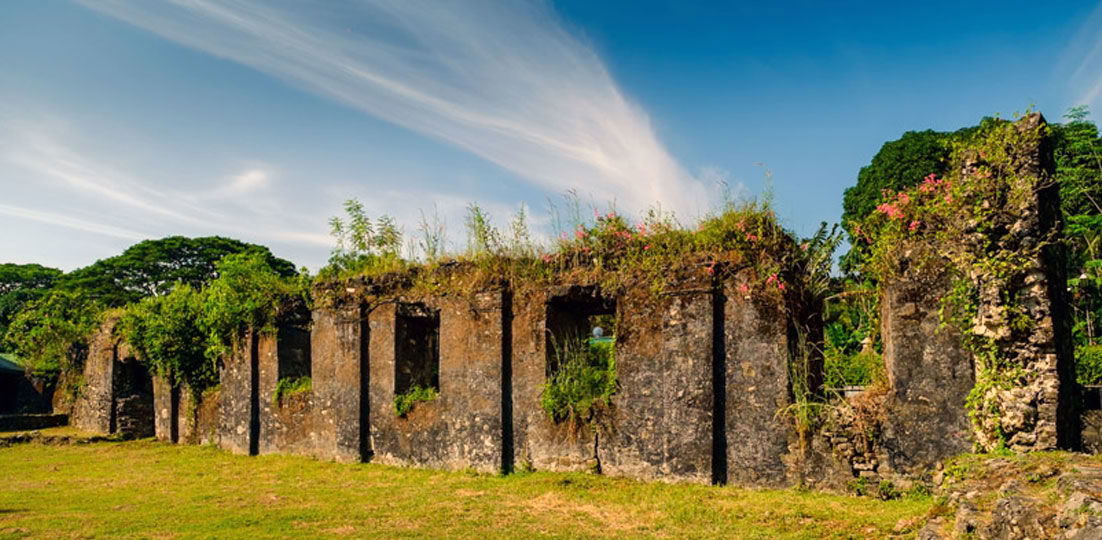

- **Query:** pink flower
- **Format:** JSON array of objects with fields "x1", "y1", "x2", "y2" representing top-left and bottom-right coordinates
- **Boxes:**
[
  {"x1": 875, "y1": 202, "x2": 904, "y2": 221},
  {"x1": 737, "y1": 283, "x2": 750, "y2": 294},
  {"x1": 607, "y1": 211, "x2": 615, "y2": 219},
  {"x1": 636, "y1": 224, "x2": 648, "y2": 235},
  {"x1": 745, "y1": 233, "x2": 759, "y2": 242},
  {"x1": 766, "y1": 274, "x2": 778, "y2": 285},
  {"x1": 897, "y1": 193, "x2": 911, "y2": 205},
  {"x1": 800, "y1": 243, "x2": 809, "y2": 251},
  {"x1": 643, "y1": 244, "x2": 652, "y2": 251},
  {"x1": 575, "y1": 229, "x2": 586, "y2": 240},
  {"x1": 777, "y1": 282, "x2": 785, "y2": 291},
  {"x1": 541, "y1": 254, "x2": 554, "y2": 263},
  {"x1": 908, "y1": 220, "x2": 921, "y2": 232}
]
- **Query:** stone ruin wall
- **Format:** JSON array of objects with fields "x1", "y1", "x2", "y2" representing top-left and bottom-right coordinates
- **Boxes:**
[
  {"x1": 72, "y1": 255, "x2": 1078, "y2": 489},
  {"x1": 69, "y1": 115, "x2": 1082, "y2": 487},
  {"x1": 801, "y1": 114, "x2": 1080, "y2": 490},
  {"x1": 70, "y1": 317, "x2": 154, "y2": 439}
]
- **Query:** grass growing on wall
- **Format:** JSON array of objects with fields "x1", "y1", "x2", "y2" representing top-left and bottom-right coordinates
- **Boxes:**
[
  {"x1": 0, "y1": 440, "x2": 935, "y2": 539},
  {"x1": 540, "y1": 334, "x2": 617, "y2": 423},
  {"x1": 272, "y1": 376, "x2": 312, "y2": 405},
  {"x1": 393, "y1": 385, "x2": 438, "y2": 417}
]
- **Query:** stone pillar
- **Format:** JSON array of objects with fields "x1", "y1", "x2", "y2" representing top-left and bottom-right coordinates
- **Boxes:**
[
  {"x1": 598, "y1": 280, "x2": 716, "y2": 484},
  {"x1": 218, "y1": 331, "x2": 259, "y2": 455},
  {"x1": 880, "y1": 264, "x2": 974, "y2": 472},
  {"x1": 312, "y1": 302, "x2": 369, "y2": 462},
  {"x1": 723, "y1": 275, "x2": 795, "y2": 487},
  {"x1": 152, "y1": 376, "x2": 178, "y2": 443}
]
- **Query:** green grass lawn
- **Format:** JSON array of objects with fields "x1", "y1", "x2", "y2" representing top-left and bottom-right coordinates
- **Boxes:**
[{"x1": 0, "y1": 439, "x2": 932, "y2": 539}]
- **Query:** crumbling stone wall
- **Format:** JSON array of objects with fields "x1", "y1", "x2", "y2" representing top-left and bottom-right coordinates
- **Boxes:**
[
  {"x1": 598, "y1": 280, "x2": 715, "y2": 484},
  {"x1": 960, "y1": 114, "x2": 1075, "y2": 451},
  {"x1": 72, "y1": 321, "x2": 116, "y2": 434},
  {"x1": 512, "y1": 285, "x2": 598, "y2": 473},
  {"x1": 368, "y1": 291, "x2": 507, "y2": 473},
  {"x1": 311, "y1": 301, "x2": 369, "y2": 463},
  {"x1": 73, "y1": 319, "x2": 154, "y2": 438},
  {"x1": 218, "y1": 331, "x2": 259, "y2": 455},
  {"x1": 723, "y1": 274, "x2": 796, "y2": 487}
]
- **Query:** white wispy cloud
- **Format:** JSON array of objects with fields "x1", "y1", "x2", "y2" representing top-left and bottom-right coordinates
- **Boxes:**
[
  {"x1": 1059, "y1": 2, "x2": 1102, "y2": 116},
  {"x1": 0, "y1": 106, "x2": 333, "y2": 252},
  {"x1": 0, "y1": 203, "x2": 148, "y2": 241},
  {"x1": 78, "y1": 0, "x2": 711, "y2": 218}
]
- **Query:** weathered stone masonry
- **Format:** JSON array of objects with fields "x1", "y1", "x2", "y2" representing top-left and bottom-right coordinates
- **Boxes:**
[{"x1": 69, "y1": 116, "x2": 1084, "y2": 488}]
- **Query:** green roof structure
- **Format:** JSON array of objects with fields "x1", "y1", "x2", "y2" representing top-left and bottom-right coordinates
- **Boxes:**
[{"x1": 0, "y1": 352, "x2": 24, "y2": 374}]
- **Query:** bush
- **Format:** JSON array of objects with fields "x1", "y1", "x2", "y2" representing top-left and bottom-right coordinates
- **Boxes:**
[
  {"x1": 393, "y1": 385, "x2": 438, "y2": 417},
  {"x1": 1076, "y1": 344, "x2": 1102, "y2": 386},
  {"x1": 200, "y1": 252, "x2": 307, "y2": 364},
  {"x1": 273, "y1": 376, "x2": 312, "y2": 405},
  {"x1": 540, "y1": 335, "x2": 616, "y2": 423},
  {"x1": 118, "y1": 285, "x2": 213, "y2": 390},
  {"x1": 2, "y1": 290, "x2": 101, "y2": 379}
]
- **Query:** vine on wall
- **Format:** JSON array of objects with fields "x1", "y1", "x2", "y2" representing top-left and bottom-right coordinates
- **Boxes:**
[{"x1": 858, "y1": 113, "x2": 1058, "y2": 451}]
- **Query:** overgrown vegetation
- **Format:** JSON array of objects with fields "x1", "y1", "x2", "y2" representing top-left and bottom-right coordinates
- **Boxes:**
[
  {"x1": 316, "y1": 191, "x2": 799, "y2": 302},
  {"x1": 838, "y1": 106, "x2": 1102, "y2": 392},
  {"x1": 273, "y1": 376, "x2": 312, "y2": 405},
  {"x1": 540, "y1": 333, "x2": 617, "y2": 423},
  {"x1": 2, "y1": 289, "x2": 101, "y2": 379},
  {"x1": 118, "y1": 284, "x2": 211, "y2": 390},
  {"x1": 852, "y1": 111, "x2": 1061, "y2": 450},
  {"x1": 393, "y1": 385, "x2": 438, "y2": 417},
  {"x1": 118, "y1": 252, "x2": 308, "y2": 396}
]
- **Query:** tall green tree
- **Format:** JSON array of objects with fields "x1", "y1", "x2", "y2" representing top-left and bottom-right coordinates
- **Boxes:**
[
  {"x1": 59, "y1": 236, "x2": 296, "y2": 306},
  {"x1": 839, "y1": 122, "x2": 990, "y2": 274},
  {"x1": 3, "y1": 290, "x2": 100, "y2": 378},
  {"x1": 0, "y1": 263, "x2": 63, "y2": 343}
]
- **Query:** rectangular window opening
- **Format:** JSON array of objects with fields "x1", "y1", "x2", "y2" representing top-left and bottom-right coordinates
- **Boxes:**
[
  {"x1": 395, "y1": 302, "x2": 441, "y2": 395},
  {"x1": 545, "y1": 289, "x2": 617, "y2": 378}
]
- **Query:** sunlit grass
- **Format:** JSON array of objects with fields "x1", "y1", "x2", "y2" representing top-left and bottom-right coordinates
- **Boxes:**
[{"x1": 0, "y1": 440, "x2": 933, "y2": 539}]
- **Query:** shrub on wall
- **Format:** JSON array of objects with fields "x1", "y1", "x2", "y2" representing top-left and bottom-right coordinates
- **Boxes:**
[
  {"x1": 200, "y1": 252, "x2": 309, "y2": 364},
  {"x1": 540, "y1": 334, "x2": 617, "y2": 424},
  {"x1": 118, "y1": 284, "x2": 212, "y2": 391},
  {"x1": 856, "y1": 113, "x2": 1058, "y2": 450}
]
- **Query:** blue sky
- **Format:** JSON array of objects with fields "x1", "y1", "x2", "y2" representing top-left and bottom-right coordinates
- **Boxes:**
[{"x1": 2, "y1": 0, "x2": 1100, "y2": 271}]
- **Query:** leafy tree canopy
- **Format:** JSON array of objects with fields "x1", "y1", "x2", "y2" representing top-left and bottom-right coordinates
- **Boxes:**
[
  {"x1": 2, "y1": 290, "x2": 101, "y2": 378},
  {"x1": 842, "y1": 122, "x2": 990, "y2": 235},
  {"x1": 58, "y1": 236, "x2": 297, "y2": 306},
  {"x1": 0, "y1": 263, "x2": 63, "y2": 344},
  {"x1": 0, "y1": 263, "x2": 62, "y2": 295}
]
